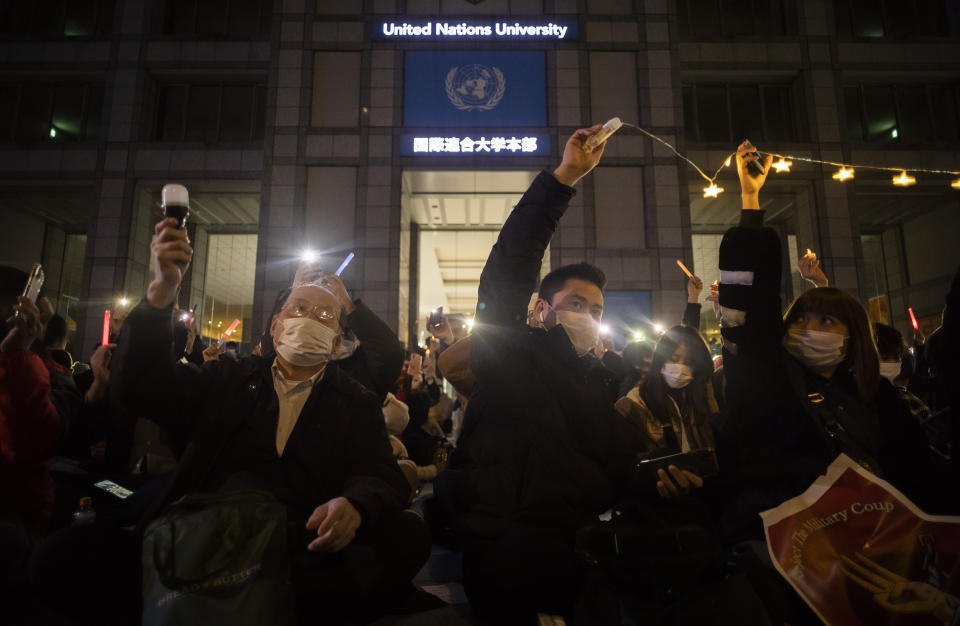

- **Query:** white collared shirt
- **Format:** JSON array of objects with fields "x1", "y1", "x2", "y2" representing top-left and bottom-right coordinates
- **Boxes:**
[{"x1": 271, "y1": 360, "x2": 326, "y2": 455}]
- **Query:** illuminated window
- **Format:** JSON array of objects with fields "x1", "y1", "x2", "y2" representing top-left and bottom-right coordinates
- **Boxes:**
[
  {"x1": 843, "y1": 84, "x2": 960, "y2": 144},
  {"x1": 0, "y1": 82, "x2": 103, "y2": 141}
]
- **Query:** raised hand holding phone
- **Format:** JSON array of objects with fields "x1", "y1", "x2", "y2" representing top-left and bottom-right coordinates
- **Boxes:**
[
  {"x1": 21, "y1": 264, "x2": 44, "y2": 304},
  {"x1": 2, "y1": 295, "x2": 53, "y2": 353},
  {"x1": 147, "y1": 218, "x2": 193, "y2": 309},
  {"x1": 553, "y1": 124, "x2": 607, "y2": 187},
  {"x1": 736, "y1": 140, "x2": 773, "y2": 209}
]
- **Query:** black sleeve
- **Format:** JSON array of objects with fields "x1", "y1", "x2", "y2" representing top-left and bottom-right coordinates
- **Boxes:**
[
  {"x1": 110, "y1": 301, "x2": 216, "y2": 437},
  {"x1": 682, "y1": 302, "x2": 702, "y2": 329},
  {"x1": 185, "y1": 336, "x2": 205, "y2": 366},
  {"x1": 341, "y1": 390, "x2": 410, "y2": 528},
  {"x1": 940, "y1": 264, "x2": 960, "y2": 479},
  {"x1": 475, "y1": 170, "x2": 575, "y2": 328},
  {"x1": 717, "y1": 210, "x2": 784, "y2": 356},
  {"x1": 717, "y1": 210, "x2": 786, "y2": 416},
  {"x1": 47, "y1": 367, "x2": 82, "y2": 438},
  {"x1": 472, "y1": 170, "x2": 575, "y2": 381},
  {"x1": 877, "y1": 384, "x2": 940, "y2": 512},
  {"x1": 345, "y1": 301, "x2": 405, "y2": 403},
  {"x1": 600, "y1": 350, "x2": 625, "y2": 394}
]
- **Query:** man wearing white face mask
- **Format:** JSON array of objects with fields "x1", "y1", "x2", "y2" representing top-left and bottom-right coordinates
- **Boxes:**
[
  {"x1": 290, "y1": 264, "x2": 404, "y2": 404},
  {"x1": 108, "y1": 218, "x2": 430, "y2": 623},
  {"x1": 439, "y1": 126, "x2": 646, "y2": 622}
]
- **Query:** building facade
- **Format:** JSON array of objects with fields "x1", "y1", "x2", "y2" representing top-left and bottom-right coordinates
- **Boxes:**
[{"x1": 0, "y1": 0, "x2": 957, "y2": 356}]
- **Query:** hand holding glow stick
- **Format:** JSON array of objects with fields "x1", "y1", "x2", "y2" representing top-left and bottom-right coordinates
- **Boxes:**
[{"x1": 217, "y1": 319, "x2": 241, "y2": 349}]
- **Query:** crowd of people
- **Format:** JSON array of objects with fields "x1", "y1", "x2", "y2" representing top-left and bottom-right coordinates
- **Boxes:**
[{"x1": 1, "y1": 126, "x2": 958, "y2": 625}]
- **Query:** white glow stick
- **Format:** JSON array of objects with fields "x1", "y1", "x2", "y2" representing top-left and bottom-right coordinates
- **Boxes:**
[{"x1": 334, "y1": 252, "x2": 355, "y2": 276}]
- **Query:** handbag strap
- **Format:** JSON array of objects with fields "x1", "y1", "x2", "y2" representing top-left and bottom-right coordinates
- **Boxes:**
[{"x1": 784, "y1": 357, "x2": 877, "y2": 472}]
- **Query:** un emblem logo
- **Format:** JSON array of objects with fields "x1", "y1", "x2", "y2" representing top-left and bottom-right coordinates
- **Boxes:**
[{"x1": 445, "y1": 64, "x2": 505, "y2": 111}]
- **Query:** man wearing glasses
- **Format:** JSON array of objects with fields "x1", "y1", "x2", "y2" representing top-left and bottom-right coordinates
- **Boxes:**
[{"x1": 95, "y1": 217, "x2": 426, "y2": 623}]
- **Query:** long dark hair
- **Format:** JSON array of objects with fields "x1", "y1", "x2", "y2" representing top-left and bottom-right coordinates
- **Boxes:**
[
  {"x1": 783, "y1": 287, "x2": 879, "y2": 402},
  {"x1": 640, "y1": 326, "x2": 715, "y2": 441}
]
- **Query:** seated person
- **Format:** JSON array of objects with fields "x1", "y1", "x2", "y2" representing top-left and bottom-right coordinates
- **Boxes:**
[
  {"x1": 293, "y1": 263, "x2": 406, "y2": 404},
  {"x1": 615, "y1": 326, "x2": 719, "y2": 498},
  {"x1": 0, "y1": 285, "x2": 65, "y2": 538},
  {"x1": 382, "y1": 392, "x2": 446, "y2": 498},
  {"x1": 48, "y1": 217, "x2": 429, "y2": 624},
  {"x1": 716, "y1": 142, "x2": 937, "y2": 530},
  {"x1": 875, "y1": 322, "x2": 948, "y2": 463}
]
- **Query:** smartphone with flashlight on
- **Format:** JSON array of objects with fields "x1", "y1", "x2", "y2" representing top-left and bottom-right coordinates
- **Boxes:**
[
  {"x1": 180, "y1": 304, "x2": 197, "y2": 325},
  {"x1": 428, "y1": 307, "x2": 444, "y2": 330}
]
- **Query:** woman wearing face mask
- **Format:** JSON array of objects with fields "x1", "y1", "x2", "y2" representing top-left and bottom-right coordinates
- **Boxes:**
[
  {"x1": 715, "y1": 143, "x2": 940, "y2": 543},
  {"x1": 616, "y1": 326, "x2": 719, "y2": 497},
  {"x1": 875, "y1": 322, "x2": 950, "y2": 465}
]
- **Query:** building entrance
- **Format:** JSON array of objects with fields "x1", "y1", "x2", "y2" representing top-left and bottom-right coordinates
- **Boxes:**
[{"x1": 401, "y1": 169, "x2": 547, "y2": 345}]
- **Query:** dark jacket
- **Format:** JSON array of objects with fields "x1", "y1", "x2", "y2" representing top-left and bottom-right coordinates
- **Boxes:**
[
  {"x1": 445, "y1": 171, "x2": 644, "y2": 545},
  {"x1": 337, "y1": 300, "x2": 406, "y2": 404},
  {"x1": 682, "y1": 302, "x2": 702, "y2": 330},
  {"x1": 172, "y1": 324, "x2": 205, "y2": 367},
  {"x1": 111, "y1": 302, "x2": 409, "y2": 533},
  {"x1": 714, "y1": 210, "x2": 937, "y2": 541}
]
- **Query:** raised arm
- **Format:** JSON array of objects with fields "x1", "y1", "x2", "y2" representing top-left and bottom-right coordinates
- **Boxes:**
[
  {"x1": 717, "y1": 142, "x2": 781, "y2": 358},
  {"x1": 476, "y1": 125, "x2": 605, "y2": 327},
  {"x1": 111, "y1": 218, "x2": 211, "y2": 434},
  {"x1": 682, "y1": 275, "x2": 703, "y2": 329},
  {"x1": 344, "y1": 300, "x2": 404, "y2": 402}
]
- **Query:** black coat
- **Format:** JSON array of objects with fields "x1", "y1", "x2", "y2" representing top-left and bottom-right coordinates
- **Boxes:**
[
  {"x1": 446, "y1": 171, "x2": 644, "y2": 545},
  {"x1": 337, "y1": 301, "x2": 406, "y2": 404},
  {"x1": 111, "y1": 302, "x2": 409, "y2": 532},
  {"x1": 714, "y1": 209, "x2": 938, "y2": 541}
]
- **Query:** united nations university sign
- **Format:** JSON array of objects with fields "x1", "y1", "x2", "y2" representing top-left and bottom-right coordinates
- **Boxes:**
[
  {"x1": 404, "y1": 51, "x2": 546, "y2": 127},
  {"x1": 372, "y1": 18, "x2": 579, "y2": 41},
  {"x1": 445, "y1": 65, "x2": 505, "y2": 112}
]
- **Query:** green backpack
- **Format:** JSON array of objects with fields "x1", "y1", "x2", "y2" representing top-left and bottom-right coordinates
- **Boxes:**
[{"x1": 141, "y1": 490, "x2": 296, "y2": 626}]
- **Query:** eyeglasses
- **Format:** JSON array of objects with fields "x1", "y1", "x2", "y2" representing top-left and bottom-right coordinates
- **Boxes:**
[{"x1": 281, "y1": 301, "x2": 337, "y2": 323}]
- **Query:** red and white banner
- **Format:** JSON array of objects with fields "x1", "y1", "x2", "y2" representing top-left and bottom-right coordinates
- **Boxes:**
[{"x1": 761, "y1": 454, "x2": 960, "y2": 625}]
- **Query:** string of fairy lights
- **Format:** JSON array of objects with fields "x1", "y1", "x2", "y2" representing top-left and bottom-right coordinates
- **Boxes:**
[{"x1": 618, "y1": 122, "x2": 960, "y2": 199}]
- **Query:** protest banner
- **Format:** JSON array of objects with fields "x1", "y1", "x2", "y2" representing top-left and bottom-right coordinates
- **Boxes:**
[{"x1": 762, "y1": 454, "x2": 960, "y2": 625}]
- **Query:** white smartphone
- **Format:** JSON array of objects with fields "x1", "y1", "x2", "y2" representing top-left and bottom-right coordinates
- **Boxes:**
[
  {"x1": 22, "y1": 263, "x2": 45, "y2": 303},
  {"x1": 584, "y1": 117, "x2": 622, "y2": 150}
]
